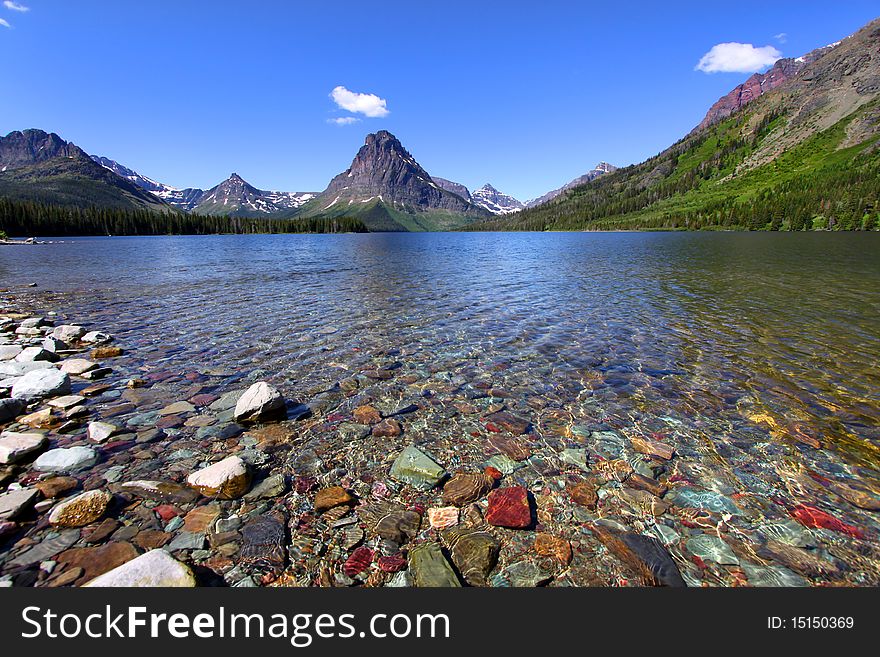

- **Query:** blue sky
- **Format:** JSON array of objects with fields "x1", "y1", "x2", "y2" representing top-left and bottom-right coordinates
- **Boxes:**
[{"x1": 2, "y1": 1, "x2": 878, "y2": 200}]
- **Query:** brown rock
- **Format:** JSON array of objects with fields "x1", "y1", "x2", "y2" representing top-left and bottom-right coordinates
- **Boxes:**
[
  {"x1": 535, "y1": 532, "x2": 572, "y2": 565},
  {"x1": 568, "y1": 481, "x2": 598, "y2": 509},
  {"x1": 56, "y1": 541, "x2": 139, "y2": 586},
  {"x1": 34, "y1": 476, "x2": 78, "y2": 499},
  {"x1": 372, "y1": 418, "x2": 402, "y2": 437},
  {"x1": 47, "y1": 566, "x2": 83, "y2": 587},
  {"x1": 626, "y1": 473, "x2": 668, "y2": 497},
  {"x1": 442, "y1": 472, "x2": 494, "y2": 507},
  {"x1": 314, "y1": 486, "x2": 354, "y2": 513},
  {"x1": 82, "y1": 518, "x2": 120, "y2": 544},
  {"x1": 183, "y1": 504, "x2": 220, "y2": 533},
  {"x1": 91, "y1": 347, "x2": 123, "y2": 359},
  {"x1": 48, "y1": 490, "x2": 112, "y2": 528},
  {"x1": 630, "y1": 437, "x2": 674, "y2": 461},
  {"x1": 133, "y1": 530, "x2": 171, "y2": 550},
  {"x1": 484, "y1": 411, "x2": 530, "y2": 434},
  {"x1": 488, "y1": 434, "x2": 532, "y2": 461},
  {"x1": 353, "y1": 405, "x2": 382, "y2": 425}
]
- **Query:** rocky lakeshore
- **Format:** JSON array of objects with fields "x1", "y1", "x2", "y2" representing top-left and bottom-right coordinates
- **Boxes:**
[{"x1": 1, "y1": 293, "x2": 879, "y2": 588}]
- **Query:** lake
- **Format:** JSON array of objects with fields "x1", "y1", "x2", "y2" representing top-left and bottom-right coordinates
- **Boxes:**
[{"x1": 2, "y1": 231, "x2": 879, "y2": 586}]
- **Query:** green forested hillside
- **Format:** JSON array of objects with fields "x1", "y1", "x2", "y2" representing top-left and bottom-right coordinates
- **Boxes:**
[{"x1": 0, "y1": 198, "x2": 367, "y2": 236}]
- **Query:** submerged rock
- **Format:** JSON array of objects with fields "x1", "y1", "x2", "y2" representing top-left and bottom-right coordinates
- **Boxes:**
[
  {"x1": 486, "y1": 486, "x2": 532, "y2": 529},
  {"x1": 408, "y1": 542, "x2": 461, "y2": 587},
  {"x1": 442, "y1": 525, "x2": 499, "y2": 586},
  {"x1": 389, "y1": 446, "x2": 446, "y2": 490},
  {"x1": 442, "y1": 472, "x2": 494, "y2": 507},
  {"x1": 239, "y1": 512, "x2": 287, "y2": 571}
]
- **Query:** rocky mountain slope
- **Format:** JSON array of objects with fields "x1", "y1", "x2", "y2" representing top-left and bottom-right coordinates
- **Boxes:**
[
  {"x1": 470, "y1": 184, "x2": 524, "y2": 214},
  {"x1": 0, "y1": 130, "x2": 170, "y2": 212},
  {"x1": 471, "y1": 17, "x2": 880, "y2": 232},
  {"x1": 91, "y1": 156, "x2": 315, "y2": 217},
  {"x1": 297, "y1": 131, "x2": 489, "y2": 230},
  {"x1": 695, "y1": 43, "x2": 838, "y2": 131},
  {"x1": 525, "y1": 162, "x2": 618, "y2": 208}
]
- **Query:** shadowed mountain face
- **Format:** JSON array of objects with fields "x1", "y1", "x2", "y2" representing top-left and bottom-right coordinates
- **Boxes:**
[
  {"x1": 191, "y1": 173, "x2": 316, "y2": 217},
  {"x1": 0, "y1": 130, "x2": 169, "y2": 212},
  {"x1": 299, "y1": 131, "x2": 488, "y2": 231}
]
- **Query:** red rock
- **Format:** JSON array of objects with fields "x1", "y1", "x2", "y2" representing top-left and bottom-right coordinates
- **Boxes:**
[
  {"x1": 568, "y1": 481, "x2": 598, "y2": 509},
  {"x1": 294, "y1": 476, "x2": 317, "y2": 494},
  {"x1": 631, "y1": 437, "x2": 674, "y2": 461},
  {"x1": 189, "y1": 393, "x2": 219, "y2": 407},
  {"x1": 156, "y1": 414, "x2": 184, "y2": 429},
  {"x1": 0, "y1": 521, "x2": 16, "y2": 539},
  {"x1": 154, "y1": 505, "x2": 182, "y2": 521},
  {"x1": 790, "y1": 504, "x2": 865, "y2": 539},
  {"x1": 488, "y1": 434, "x2": 532, "y2": 461},
  {"x1": 343, "y1": 546, "x2": 374, "y2": 577},
  {"x1": 485, "y1": 486, "x2": 532, "y2": 529},
  {"x1": 484, "y1": 466, "x2": 503, "y2": 481},
  {"x1": 377, "y1": 553, "x2": 407, "y2": 573},
  {"x1": 534, "y1": 533, "x2": 572, "y2": 564},
  {"x1": 183, "y1": 504, "x2": 220, "y2": 533},
  {"x1": 483, "y1": 411, "x2": 530, "y2": 434},
  {"x1": 56, "y1": 541, "x2": 139, "y2": 585}
]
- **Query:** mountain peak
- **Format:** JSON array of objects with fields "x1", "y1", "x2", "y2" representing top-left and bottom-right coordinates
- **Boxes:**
[{"x1": 471, "y1": 183, "x2": 524, "y2": 215}]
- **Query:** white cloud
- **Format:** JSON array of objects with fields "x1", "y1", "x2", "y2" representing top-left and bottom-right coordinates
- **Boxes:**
[
  {"x1": 3, "y1": 2, "x2": 29, "y2": 11},
  {"x1": 326, "y1": 117, "x2": 361, "y2": 125},
  {"x1": 696, "y1": 42, "x2": 782, "y2": 73},
  {"x1": 774, "y1": 33, "x2": 787, "y2": 44},
  {"x1": 0, "y1": 18, "x2": 10, "y2": 28},
  {"x1": 329, "y1": 85, "x2": 389, "y2": 118}
]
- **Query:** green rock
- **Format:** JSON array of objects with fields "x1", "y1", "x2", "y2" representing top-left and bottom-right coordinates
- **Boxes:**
[
  {"x1": 559, "y1": 448, "x2": 590, "y2": 472},
  {"x1": 490, "y1": 560, "x2": 553, "y2": 587},
  {"x1": 408, "y1": 543, "x2": 461, "y2": 587},
  {"x1": 486, "y1": 453, "x2": 525, "y2": 476},
  {"x1": 389, "y1": 446, "x2": 446, "y2": 491},
  {"x1": 741, "y1": 563, "x2": 809, "y2": 587}
]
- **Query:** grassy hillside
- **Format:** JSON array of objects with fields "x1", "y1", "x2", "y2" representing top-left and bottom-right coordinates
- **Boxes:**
[
  {"x1": 0, "y1": 155, "x2": 171, "y2": 213},
  {"x1": 468, "y1": 101, "x2": 880, "y2": 232}
]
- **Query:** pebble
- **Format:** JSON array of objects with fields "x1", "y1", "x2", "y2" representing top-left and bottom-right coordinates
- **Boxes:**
[
  {"x1": 0, "y1": 431, "x2": 47, "y2": 465},
  {"x1": 427, "y1": 506, "x2": 459, "y2": 529},
  {"x1": 88, "y1": 421, "x2": 119, "y2": 443},
  {"x1": 408, "y1": 542, "x2": 461, "y2": 587},
  {"x1": 314, "y1": 486, "x2": 355, "y2": 512},
  {"x1": 233, "y1": 382, "x2": 286, "y2": 422}
]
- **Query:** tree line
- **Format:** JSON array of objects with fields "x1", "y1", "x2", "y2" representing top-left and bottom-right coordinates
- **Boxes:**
[{"x1": 0, "y1": 198, "x2": 368, "y2": 236}]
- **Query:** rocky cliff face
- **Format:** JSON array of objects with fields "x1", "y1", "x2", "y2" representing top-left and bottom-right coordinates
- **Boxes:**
[
  {"x1": 432, "y1": 177, "x2": 472, "y2": 203},
  {"x1": 313, "y1": 131, "x2": 482, "y2": 215},
  {"x1": 471, "y1": 184, "x2": 524, "y2": 214},
  {"x1": 1, "y1": 129, "x2": 86, "y2": 170},
  {"x1": 526, "y1": 162, "x2": 618, "y2": 208},
  {"x1": 696, "y1": 43, "x2": 839, "y2": 131}
]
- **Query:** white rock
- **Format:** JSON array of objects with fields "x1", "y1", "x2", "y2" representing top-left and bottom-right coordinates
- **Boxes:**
[
  {"x1": 52, "y1": 325, "x2": 85, "y2": 343},
  {"x1": 41, "y1": 336, "x2": 68, "y2": 353},
  {"x1": 84, "y1": 549, "x2": 196, "y2": 587},
  {"x1": 0, "y1": 360, "x2": 55, "y2": 377},
  {"x1": 187, "y1": 455, "x2": 251, "y2": 499},
  {"x1": 11, "y1": 368, "x2": 71, "y2": 402},
  {"x1": 47, "y1": 395, "x2": 86, "y2": 410},
  {"x1": 0, "y1": 488, "x2": 39, "y2": 520},
  {"x1": 15, "y1": 346, "x2": 56, "y2": 362},
  {"x1": 33, "y1": 446, "x2": 98, "y2": 473},
  {"x1": 88, "y1": 421, "x2": 118, "y2": 443},
  {"x1": 81, "y1": 331, "x2": 112, "y2": 344},
  {"x1": 19, "y1": 317, "x2": 46, "y2": 329},
  {"x1": 0, "y1": 432, "x2": 47, "y2": 465},
  {"x1": 60, "y1": 358, "x2": 98, "y2": 375},
  {"x1": 233, "y1": 381, "x2": 286, "y2": 422},
  {"x1": 0, "y1": 345, "x2": 22, "y2": 361}
]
